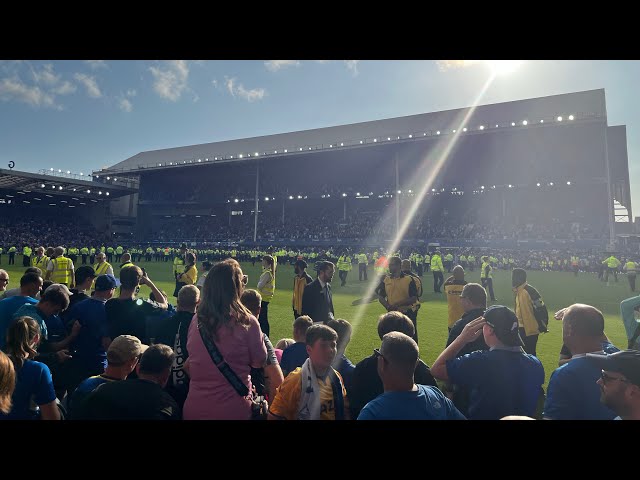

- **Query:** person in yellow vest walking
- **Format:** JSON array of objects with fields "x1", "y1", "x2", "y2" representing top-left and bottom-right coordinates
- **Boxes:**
[
  {"x1": 115, "y1": 245, "x2": 124, "y2": 263},
  {"x1": 357, "y1": 252, "x2": 368, "y2": 281},
  {"x1": 624, "y1": 259, "x2": 637, "y2": 292},
  {"x1": 45, "y1": 246, "x2": 75, "y2": 288},
  {"x1": 106, "y1": 246, "x2": 114, "y2": 263},
  {"x1": 376, "y1": 256, "x2": 421, "y2": 342},
  {"x1": 431, "y1": 250, "x2": 444, "y2": 293},
  {"x1": 22, "y1": 245, "x2": 32, "y2": 267},
  {"x1": 93, "y1": 251, "x2": 114, "y2": 290},
  {"x1": 603, "y1": 255, "x2": 621, "y2": 283},
  {"x1": 292, "y1": 259, "x2": 313, "y2": 320},
  {"x1": 480, "y1": 255, "x2": 496, "y2": 302},
  {"x1": 31, "y1": 246, "x2": 49, "y2": 271},
  {"x1": 8, "y1": 246, "x2": 17, "y2": 265},
  {"x1": 443, "y1": 266, "x2": 467, "y2": 333},
  {"x1": 89, "y1": 247, "x2": 96, "y2": 265},
  {"x1": 257, "y1": 255, "x2": 276, "y2": 337}
]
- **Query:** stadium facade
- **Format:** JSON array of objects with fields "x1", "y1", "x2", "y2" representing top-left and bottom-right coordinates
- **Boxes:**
[{"x1": 93, "y1": 89, "x2": 631, "y2": 249}]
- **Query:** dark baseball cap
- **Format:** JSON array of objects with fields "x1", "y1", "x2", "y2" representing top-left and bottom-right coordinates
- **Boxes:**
[
  {"x1": 484, "y1": 305, "x2": 524, "y2": 347},
  {"x1": 95, "y1": 274, "x2": 117, "y2": 291},
  {"x1": 586, "y1": 350, "x2": 640, "y2": 387}
]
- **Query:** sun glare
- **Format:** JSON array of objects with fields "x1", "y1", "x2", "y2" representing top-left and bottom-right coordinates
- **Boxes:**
[{"x1": 485, "y1": 60, "x2": 524, "y2": 76}]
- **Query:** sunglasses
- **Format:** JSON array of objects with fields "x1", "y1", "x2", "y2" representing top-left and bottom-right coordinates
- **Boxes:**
[
  {"x1": 373, "y1": 348, "x2": 388, "y2": 363},
  {"x1": 0, "y1": 278, "x2": 9, "y2": 283},
  {"x1": 600, "y1": 370, "x2": 630, "y2": 385}
]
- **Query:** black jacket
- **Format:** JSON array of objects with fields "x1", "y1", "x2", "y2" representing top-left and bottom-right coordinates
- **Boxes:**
[{"x1": 301, "y1": 278, "x2": 334, "y2": 324}]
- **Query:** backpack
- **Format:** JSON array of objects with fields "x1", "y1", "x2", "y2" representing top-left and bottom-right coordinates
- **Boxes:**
[
  {"x1": 524, "y1": 284, "x2": 549, "y2": 333},
  {"x1": 408, "y1": 273, "x2": 423, "y2": 298}
]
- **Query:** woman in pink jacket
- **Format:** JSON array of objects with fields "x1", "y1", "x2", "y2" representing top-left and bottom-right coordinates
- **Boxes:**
[{"x1": 183, "y1": 259, "x2": 267, "y2": 419}]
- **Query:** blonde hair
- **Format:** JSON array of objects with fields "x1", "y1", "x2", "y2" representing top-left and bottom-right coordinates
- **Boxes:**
[
  {"x1": 197, "y1": 259, "x2": 253, "y2": 340},
  {"x1": 0, "y1": 351, "x2": 16, "y2": 414},
  {"x1": 275, "y1": 338, "x2": 295, "y2": 350},
  {"x1": 262, "y1": 255, "x2": 275, "y2": 275}
]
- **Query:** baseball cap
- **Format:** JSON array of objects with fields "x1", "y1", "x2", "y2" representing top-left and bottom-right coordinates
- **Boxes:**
[
  {"x1": 95, "y1": 274, "x2": 117, "y2": 291},
  {"x1": 44, "y1": 283, "x2": 73, "y2": 296},
  {"x1": 484, "y1": 305, "x2": 524, "y2": 347},
  {"x1": 107, "y1": 335, "x2": 148, "y2": 365},
  {"x1": 586, "y1": 350, "x2": 640, "y2": 387}
]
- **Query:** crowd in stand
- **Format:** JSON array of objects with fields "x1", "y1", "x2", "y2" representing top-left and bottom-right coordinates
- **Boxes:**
[
  {"x1": 0, "y1": 216, "x2": 105, "y2": 250},
  {"x1": 144, "y1": 212, "x2": 607, "y2": 243}
]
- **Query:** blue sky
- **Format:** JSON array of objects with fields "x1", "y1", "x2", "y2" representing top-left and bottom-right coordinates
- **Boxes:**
[{"x1": 0, "y1": 60, "x2": 637, "y2": 212}]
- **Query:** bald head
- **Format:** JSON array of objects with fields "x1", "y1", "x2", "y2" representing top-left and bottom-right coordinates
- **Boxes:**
[
  {"x1": 401, "y1": 259, "x2": 411, "y2": 271},
  {"x1": 121, "y1": 253, "x2": 131, "y2": 263},
  {"x1": 563, "y1": 304, "x2": 605, "y2": 336},
  {"x1": 452, "y1": 265, "x2": 465, "y2": 280},
  {"x1": 54, "y1": 246, "x2": 65, "y2": 256}
]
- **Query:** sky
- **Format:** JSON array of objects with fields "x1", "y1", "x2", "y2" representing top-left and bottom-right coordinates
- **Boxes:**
[{"x1": 0, "y1": 60, "x2": 638, "y2": 212}]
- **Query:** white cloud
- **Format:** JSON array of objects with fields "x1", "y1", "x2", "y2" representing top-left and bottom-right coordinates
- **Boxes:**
[
  {"x1": 85, "y1": 60, "x2": 108, "y2": 69},
  {"x1": 33, "y1": 63, "x2": 60, "y2": 85},
  {"x1": 52, "y1": 81, "x2": 76, "y2": 95},
  {"x1": 225, "y1": 77, "x2": 266, "y2": 102},
  {"x1": 212, "y1": 78, "x2": 219, "y2": 89},
  {"x1": 149, "y1": 60, "x2": 189, "y2": 101},
  {"x1": 126, "y1": 89, "x2": 137, "y2": 97},
  {"x1": 118, "y1": 97, "x2": 133, "y2": 112},
  {"x1": 435, "y1": 60, "x2": 481, "y2": 71},
  {"x1": 264, "y1": 60, "x2": 300, "y2": 72},
  {"x1": 344, "y1": 60, "x2": 360, "y2": 76},
  {"x1": 0, "y1": 77, "x2": 57, "y2": 109},
  {"x1": 74, "y1": 73, "x2": 102, "y2": 98}
]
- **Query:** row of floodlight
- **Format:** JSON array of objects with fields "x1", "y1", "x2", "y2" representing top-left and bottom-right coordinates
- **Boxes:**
[
  {"x1": 39, "y1": 183, "x2": 110, "y2": 196},
  {"x1": 221, "y1": 181, "x2": 576, "y2": 203},
  {"x1": 142, "y1": 114, "x2": 580, "y2": 170}
]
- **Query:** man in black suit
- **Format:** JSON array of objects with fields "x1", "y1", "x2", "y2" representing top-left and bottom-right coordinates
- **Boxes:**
[{"x1": 301, "y1": 261, "x2": 335, "y2": 324}]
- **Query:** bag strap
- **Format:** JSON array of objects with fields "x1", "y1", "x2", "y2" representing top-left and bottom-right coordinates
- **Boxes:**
[{"x1": 198, "y1": 322, "x2": 250, "y2": 397}]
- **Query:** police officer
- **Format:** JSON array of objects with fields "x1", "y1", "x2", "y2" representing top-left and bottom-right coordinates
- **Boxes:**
[
  {"x1": 8, "y1": 245, "x2": 17, "y2": 265},
  {"x1": 357, "y1": 251, "x2": 368, "y2": 281},
  {"x1": 80, "y1": 246, "x2": 89, "y2": 265},
  {"x1": 22, "y1": 245, "x2": 32, "y2": 267},
  {"x1": 603, "y1": 254, "x2": 621, "y2": 283},
  {"x1": 431, "y1": 250, "x2": 444, "y2": 293}
]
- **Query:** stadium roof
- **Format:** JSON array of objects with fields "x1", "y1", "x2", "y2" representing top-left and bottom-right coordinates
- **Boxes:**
[
  {"x1": 102, "y1": 88, "x2": 608, "y2": 175},
  {"x1": 0, "y1": 168, "x2": 137, "y2": 201}
]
